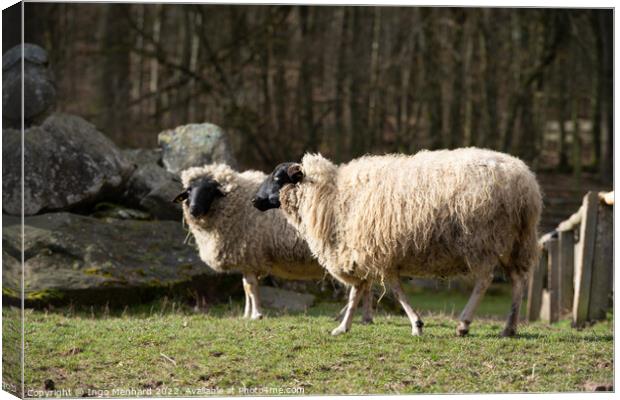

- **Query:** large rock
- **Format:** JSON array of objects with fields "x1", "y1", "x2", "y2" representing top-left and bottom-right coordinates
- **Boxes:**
[
  {"x1": 124, "y1": 163, "x2": 183, "y2": 220},
  {"x1": 125, "y1": 163, "x2": 177, "y2": 200},
  {"x1": 139, "y1": 182, "x2": 183, "y2": 221},
  {"x1": 122, "y1": 148, "x2": 162, "y2": 167},
  {"x1": 121, "y1": 147, "x2": 182, "y2": 220},
  {"x1": 2, "y1": 43, "x2": 56, "y2": 127},
  {"x1": 2, "y1": 113, "x2": 133, "y2": 215},
  {"x1": 91, "y1": 203, "x2": 151, "y2": 220},
  {"x1": 2, "y1": 212, "x2": 239, "y2": 305},
  {"x1": 158, "y1": 123, "x2": 237, "y2": 174}
]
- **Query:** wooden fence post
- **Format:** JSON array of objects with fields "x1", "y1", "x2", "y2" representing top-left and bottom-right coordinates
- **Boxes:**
[
  {"x1": 572, "y1": 192, "x2": 599, "y2": 327},
  {"x1": 586, "y1": 201, "x2": 613, "y2": 321},
  {"x1": 558, "y1": 229, "x2": 575, "y2": 314},
  {"x1": 546, "y1": 238, "x2": 560, "y2": 323}
]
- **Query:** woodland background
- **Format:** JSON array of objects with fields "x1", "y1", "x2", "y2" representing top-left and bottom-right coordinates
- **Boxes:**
[{"x1": 5, "y1": 4, "x2": 613, "y2": 181}]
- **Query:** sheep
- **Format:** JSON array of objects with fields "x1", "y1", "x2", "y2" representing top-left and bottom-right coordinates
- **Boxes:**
[
  {"x1": 252, "y1": 148, "x2": 542, "y2": 337},
  {"x1": 174, "y1": 163, "x2": 374, "y2": 321}
]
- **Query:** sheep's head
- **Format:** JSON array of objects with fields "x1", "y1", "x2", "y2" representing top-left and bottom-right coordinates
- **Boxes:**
[
  {"x1": 252, "y1": 162, "x2": 303, "y2": 211},
  {"x1": 173, "y1": 177, "x2": 225, "y2": 218}
]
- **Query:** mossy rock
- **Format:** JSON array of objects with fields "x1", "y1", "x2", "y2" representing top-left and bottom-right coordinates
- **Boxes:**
[
  {"x1": 2, "y1": 212, "x2": 240, "y2": 307},
  {"x1": 157, "y1": 123, "x2": 237, "y2": 174}
]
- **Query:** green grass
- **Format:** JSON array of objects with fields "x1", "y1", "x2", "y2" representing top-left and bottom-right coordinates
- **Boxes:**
[
  {"x1": 2, "y1": 306, "x2": 22, "y2": 397},
  {"x1": 13, "y1": 286, "x2": 614, "y2": 396}
]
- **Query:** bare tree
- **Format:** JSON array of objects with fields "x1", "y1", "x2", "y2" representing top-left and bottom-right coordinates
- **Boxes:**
[{"x1": 25, "y1": 4, "x2": 612, "y2": 181}]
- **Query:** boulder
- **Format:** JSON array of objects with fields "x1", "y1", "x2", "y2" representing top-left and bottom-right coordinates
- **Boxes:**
[
  {"x1": 125, "y1": 163, "x2": 177, "y2": 201},
  {"x1": 258, "y1": 286, "x2": 315, "y2": 312},
  {"x1": 123, "y1": 163, "x2": 183, "y2": 220},
  {"x1": 158, "y1": 123, "x2": 237, "y2": 175},
  {"x1": 122, "y1": 148, "x2": 162, "y2": 167},
  {"x1": 2, "y1": 212, "x2": 240, "y2": 306},
  {"x1": 91, "y1": 203, "x2": 151, "y2": 220},
  {"x1": 139, "y1": 183, "x2": 183, "y2": 221},
  {"x1": 2, "y1": 43, "x2": 56, "y2": 127},
  {"x1": 2, "y1": 113, "x2": 133, "y2": 216}
]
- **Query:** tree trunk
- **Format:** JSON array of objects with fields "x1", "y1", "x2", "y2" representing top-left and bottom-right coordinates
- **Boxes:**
[
  {"x1": 448, "y1": 9, "x2": 467, "y2": 149},
  {"x1": 368, "y1": 7, "x2": 382, "y2": 149},
  {"x1": 594, "y1": 10, "x2": 613, "y2": 183},
  {"x1": 149, "y1": 4, "x2": 163, "y2": 124},
  {"x1": 188, "y1": 9, "x2": 201, "y2": 122},
  {"x1": 422, "y1": 8, "x2": 443, "y2": 149},
  {"x1": 349, "y1": 8, "x2": 369, "y2": 157},
  {"x1": 480, "y1": 9, "x2": 500, "y2": 149},
  {"x1": 260, "y1": 9, "x2": 272, "y2": 142},
  {"x1": 299, "y1": 6, "x2": 317, "y2": 152},
  {"x1": 557, "y1": 58, "x2": 570, "y2": 172},
  {"x1": 100, "y1": 4, "x2": 132, "y2": 145},
  {"x1": 518, "y1": 86, "x2": 537, "y2": 162},
  {"x1": 571, "y1": 97, "x2": 582, "y2": 185},
  {"x1": 335, "y1": 7, "x2": 349, "y2": 162}
]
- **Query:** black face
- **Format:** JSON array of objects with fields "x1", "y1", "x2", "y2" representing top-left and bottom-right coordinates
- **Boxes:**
[
  {"x1": 252, "y1": 162, "x2": 303, "y2": 211},
  {"x1": 173, "y1": 177, "x2": 225, "y2": 218}
]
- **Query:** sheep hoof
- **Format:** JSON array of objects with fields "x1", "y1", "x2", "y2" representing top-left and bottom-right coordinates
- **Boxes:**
[
  {"x1": 361, "y1": 318, "x2": 374, "y2": 325},
  {"x1": 411, "y1": 320, "x2": 424, "y2": 336},
  {"x1": 500, "y1": 327, "x2": 516, "y2": 337},
  {"x1": 251, "y1": 314, "x2": 263, "y2": 320},
  {"x1": 331, "y1": 326, "x2": 349, "y2": 336},
  {"x1": 456, "y1": 321, "x2": 470, "y2": 337},
  {"x1": 456, "y1": 327, "x2": 469, "y2": 337}
]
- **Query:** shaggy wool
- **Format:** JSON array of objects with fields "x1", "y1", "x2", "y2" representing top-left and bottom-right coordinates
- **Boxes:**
[
  {"x1": 181, "y1": 164, "x2": 324, "y2": 280},
  {"x1": 279, "y1": 148, "x2": 542, "y2": 286}
]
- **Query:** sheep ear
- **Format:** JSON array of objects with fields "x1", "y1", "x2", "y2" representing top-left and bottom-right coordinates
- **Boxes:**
[
  {"x1": 287, "y1": 164, "x2": 304, "y2": 183},
  {"x1": 173, "y1": 190, "x2": 189, "y2": 203}
]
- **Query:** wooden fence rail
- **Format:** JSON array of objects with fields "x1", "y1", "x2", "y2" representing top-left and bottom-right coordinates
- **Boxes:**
[{"x1": 526, "y1": 191, "x2": 613, "y2": 328}]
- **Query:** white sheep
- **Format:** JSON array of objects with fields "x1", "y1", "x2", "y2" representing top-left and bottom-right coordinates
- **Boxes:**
[
  {"x1": 252, "y1": 148, "x2": 542, "y2": 337},
  {"x1": 175, "y1": 163, "x2": 373, "y2": 321}
]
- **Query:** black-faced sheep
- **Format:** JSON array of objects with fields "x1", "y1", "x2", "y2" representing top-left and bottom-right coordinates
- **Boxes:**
[
  {"x1": 252, "y1": 148, "x2": 542, "y2": 337},
  {"x1": 174, "y1": 163, "x2": 373, "y2": 321}
]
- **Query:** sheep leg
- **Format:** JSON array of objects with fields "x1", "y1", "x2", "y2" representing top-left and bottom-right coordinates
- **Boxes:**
[
  {"x1": 361, "y1": 285, "x2": 374, "y2": 324},
  {"x1": 390, "y1": 278, "x2": 424, "y2": 336},
  {"x1": 334, "y1": 286, "x2": 373, "y2": 323},
  {"x1": 501, "y1": 271, "x2": 526, "y2": 337},
  {"x1": 243, "y1": 273, "x2": 263, "y2": 320},
  {"x1": 331, "y1": 282, "x2": 368, "y2": 336},
  {"x1": 334, "y1": 303, "x2": 348, "y2": 321},
  {"x1": 456, "y1": 273, "x2": 494, "y2": 336},
  {"x1": 242, "y1": 278, "x2": 252, "y2": 319}
]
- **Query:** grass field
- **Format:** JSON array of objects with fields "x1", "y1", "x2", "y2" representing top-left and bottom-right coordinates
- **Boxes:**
[{"x1": 9, "y1": 285, "x2": 614, "y2": 396}]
